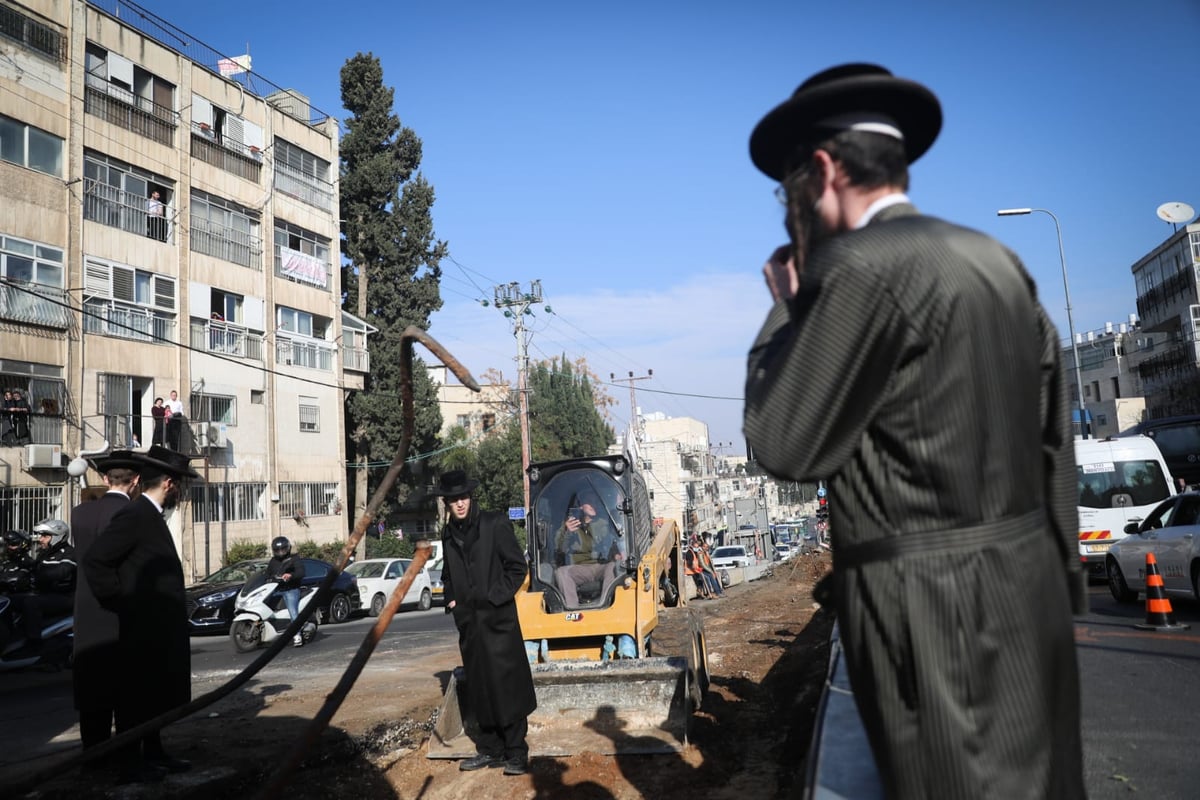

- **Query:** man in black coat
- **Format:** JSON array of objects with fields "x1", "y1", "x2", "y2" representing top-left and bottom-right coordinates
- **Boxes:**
[
  {"x1": 83, "y1": 445, "x2": 200, "y2": 784},
  {"x1": 71, "y1": 450, "x2": 142, "y2": 753},
  {"x1": 436, "y1": 469, "x2": 537, "y2": 776}
]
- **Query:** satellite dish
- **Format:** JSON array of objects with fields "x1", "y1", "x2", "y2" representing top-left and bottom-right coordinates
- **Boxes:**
[{"x1": 1156, "y1": 201, "x2": 1194, "y2": 225}]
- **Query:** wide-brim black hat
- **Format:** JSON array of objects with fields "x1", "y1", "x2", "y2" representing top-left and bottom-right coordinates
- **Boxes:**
[
  {"x1": 750, "y1": 63, "x2": 942, "y2": 181},
  {"x1": 90, "y1": 449, "x2": 145, "y2": 473},
  {"x1": 138, "y1": 445, "x2": 203, "y2": 481},
  {"x1": 430, "y1": 469, "x2": 479, "y2": 497}
]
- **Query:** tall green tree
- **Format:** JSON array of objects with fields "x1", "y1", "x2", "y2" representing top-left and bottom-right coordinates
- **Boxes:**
[{"x1": 339, "y1": 53, "x2": 446, "y2": 523}]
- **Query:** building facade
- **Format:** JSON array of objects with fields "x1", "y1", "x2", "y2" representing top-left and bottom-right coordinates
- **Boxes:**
[
  {"x1": 1131, "y1": 223, "x2": 1200, "y2": 418},
  {"x1": 1064, "y1": 316, "x2": 1170, "y2": 438},
  {"x1": 1, "y1": 0, "x2": 364, "y2": 579}
]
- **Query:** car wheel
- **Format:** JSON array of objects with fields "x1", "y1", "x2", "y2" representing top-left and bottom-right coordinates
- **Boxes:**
[
  {"x1": 328, "y1": 592, "x2": 352, "y2": 624},
  {"x1": 1106, "y1": 557, "x2": 1138, "y2": 604},
  {"x1": 418, "y1": 588, "x2": 433, "y2": 611},
  {"x1": 230, "y1": 620, "x2": 260, "y2": 653},
  {"x1": 369, "y1": 593, "x2": 386, "y2": 617}
]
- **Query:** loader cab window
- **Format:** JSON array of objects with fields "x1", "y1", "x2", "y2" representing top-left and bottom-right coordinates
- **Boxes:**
[{"x1": 531, "y1": 472, "x2": 626, "y2": 595}]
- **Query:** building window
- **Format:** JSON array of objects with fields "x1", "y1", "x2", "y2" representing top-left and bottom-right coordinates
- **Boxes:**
[
  {"x1": 278, "y1": 481, "x2": 339, "y2": 518},
  {"x1": 481, "y1": 412, "x2": 495, "y2": 432},
  {"x1": 250, "y1": 390, "x2": 265, "y2": 405},
  {"x1": 83, "y1": 42, "x2": 177, "y2": 146},
  {"x1": 0, "y1": 4, "x2": 66, "y2": 61},
  {"x1": 83, "y1": 153, "x2": 174, "y2": 242},
  {"x1": 456, "y1": 414, "x2": 470, "y2": 429},
  {"x1": 189, "y1": 93, "x2": 263, "y2": 181},
  {"x1": 276, "y1": 306, "x2": 334, "y2": 370},
  {"x1": 189, "y1": 482, "x2": 268, "y2": 524},
  {"x1": 0, "y1": 486, "x2": 63, "y2": 533},
  {"x1": 0, "y1": 233, "x2": 69, "y2": 328},
  {"x1": 189, "y1": 393, "x2": 236, "y2": 425},
  {"x1": 273, "y1": 221, "x2": 330, "y2": 289},
  {"x1": 0, "y1": 113, "x2": 63, "y2": 176},
  {"x1": 83, "y1": 256, "x2": 177, "y2": 343},
  {"x1": 0, "y1": 366, "x2": 66, "y2": 446},
  {"x1": 273, "y1": 139, "x2": 333, "y2": 211},
  {"x1": 299, "y1": 397, "x2": 320, "y2": 432},
  {"x1": 190, "y1": 190, "x2": 261, "y2": 269}
]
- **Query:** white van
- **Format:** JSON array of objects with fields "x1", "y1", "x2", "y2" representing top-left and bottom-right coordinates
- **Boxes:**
[{"x1": 1075, "y1": 436, "x2": 1175, "y2": 576}]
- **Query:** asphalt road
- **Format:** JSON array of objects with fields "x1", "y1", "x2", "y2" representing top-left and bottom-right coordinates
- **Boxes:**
[{"x1": 1078, "y1": 582, "x2": 1200, "y2": 798}]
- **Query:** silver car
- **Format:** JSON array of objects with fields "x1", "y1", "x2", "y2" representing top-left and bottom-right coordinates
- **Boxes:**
[{"x1": 1105, "y1": 491, "x2": 1200, "y2": 603}]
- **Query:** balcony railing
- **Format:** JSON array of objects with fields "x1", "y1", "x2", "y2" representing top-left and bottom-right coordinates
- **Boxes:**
[
  {"x1": 83, "y1": 298, "x2": 175, "y2": 343},
  {"x1": 1, "y1": 414, "x2": 62, "y2": 447},
  {"x1": 189, "y1": 318, "x2": 265, "y2": 361},
  {"x1": 84, "y1": 78, "x2": 178, "y2": 147},
  {"x1": 189, "y1": 215, "x2": 262, "y2": 269},
  {"x1": 273, "y1": 161, "x2": 334, "y2": 212},
  {"x1": 190, "y1": 126, "x2": 263, "y2": 183},
  {"x1": 342, "y1": 344, "x2": 370, "y2": 372},
  {"x1": 0, "y1": 282, "x2": 72, "y2": 329},
  {"x1": 275, "y1": 335, "x2": 335, "y2": 371},
  {"x1": 0, "y1": 3, "x2": 66, "y2": 63},
  {"x1": 84, "y1": 179, "x2": 174, "y2": 243}
]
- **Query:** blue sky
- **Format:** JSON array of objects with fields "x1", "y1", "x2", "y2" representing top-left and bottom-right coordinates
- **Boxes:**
[{"x1": 153, "y1": 0, "x2": 1200, "y2": 454}]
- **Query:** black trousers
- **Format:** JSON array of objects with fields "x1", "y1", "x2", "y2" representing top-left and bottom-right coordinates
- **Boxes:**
[{"x1": 474, "y1": 717, "x2": 528, "y2": 760}]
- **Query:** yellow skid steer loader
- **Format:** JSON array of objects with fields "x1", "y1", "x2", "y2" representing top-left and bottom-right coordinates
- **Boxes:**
[{"x1": 429, "y1": 454, "x2": 708, "y2": 757}]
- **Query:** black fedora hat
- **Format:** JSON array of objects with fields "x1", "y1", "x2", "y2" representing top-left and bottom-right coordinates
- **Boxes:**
[
  {"x1": 750, "y1": 63, "x2": 942, "y2": 181},
  {"x1": 138, "y1": 445, "x2": 203, "y2": 481},
  {"x1": 90, "y1": 449, "x2": 145, "y2": 474},
  {"x1": 430, "y1": 469, "x2": 479, "y2": 497}
]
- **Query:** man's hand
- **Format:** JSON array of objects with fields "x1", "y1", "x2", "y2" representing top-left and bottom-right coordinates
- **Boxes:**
[
  {"x1": 564, "y1": 517, "x2": 581, "y2": 533},
  {"x1": 281, "y1": 572, "x2": 291, "y2": 581},
  {"x1": 763, "y1": 243, "x2": 799, "y2": 302}
]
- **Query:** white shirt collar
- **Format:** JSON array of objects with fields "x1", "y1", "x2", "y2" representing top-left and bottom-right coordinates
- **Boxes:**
[
  {"x1": 144, "y1": 494, "x2": 164, "y2": 515},
  {"x1": 854, "y1": 192, "x2": 909, "y2": 229}
]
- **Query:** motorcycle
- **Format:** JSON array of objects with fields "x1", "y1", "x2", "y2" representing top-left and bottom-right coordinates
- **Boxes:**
[
  {"x1": 0, "y1": 588, "x2": 73, "y2": 671},
  {"x1": 229, "y1": 573, "x2": 318, "y2": 653}
]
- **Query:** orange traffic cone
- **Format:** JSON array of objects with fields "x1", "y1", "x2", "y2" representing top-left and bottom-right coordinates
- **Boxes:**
[{"x1": 1134, "y1": 553, "x2": 1190, "y2": 632}]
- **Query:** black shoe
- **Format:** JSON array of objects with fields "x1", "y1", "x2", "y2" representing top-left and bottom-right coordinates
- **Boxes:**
[
  {"x1": 502, "y1": 756, "x2": 529, "y2": 776},
  {"x1": 116, "y1": 763, "x2": 167, "y2": 784},
  {"x1": 459, "y1": 753, "x2": 504, "y2": 771},
  {"x1": 146, "y1": 754, "x2": 192, "y2": 773}
]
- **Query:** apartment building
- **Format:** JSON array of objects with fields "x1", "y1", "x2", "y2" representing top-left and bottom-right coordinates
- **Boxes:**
[
  {"x1": 1130, "y1": 223, "x2": 1200, "y2": 418},
  {"x1": 0, "y1": 0, "x2": 367, "y2": 579}
]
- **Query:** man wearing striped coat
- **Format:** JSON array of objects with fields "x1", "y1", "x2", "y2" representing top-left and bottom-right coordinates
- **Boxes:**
[{"x1": 743, "y1": 64, "x2": 1087, "y2": 799}]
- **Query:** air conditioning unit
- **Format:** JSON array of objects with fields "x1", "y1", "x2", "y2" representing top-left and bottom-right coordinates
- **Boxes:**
[
  {"x1": 25, "y1": 444, "x2": 62, "y2": 469},
  {"x1": 191, "y1": 422, "x2": 228, "y2": 449}
]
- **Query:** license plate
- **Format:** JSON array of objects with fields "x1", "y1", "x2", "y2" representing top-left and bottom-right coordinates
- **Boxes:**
[{"x1": 1085, "y1": 543, "x2": 1112, "y2": 554}]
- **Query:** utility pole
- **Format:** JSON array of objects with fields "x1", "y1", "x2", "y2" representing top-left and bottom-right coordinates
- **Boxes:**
[
  {"x1": 493, "y1": 281, "x2": 543, "y2": 513},
  {"x1": 610, "y1": 369, "x2": 653, "y2": 443}
]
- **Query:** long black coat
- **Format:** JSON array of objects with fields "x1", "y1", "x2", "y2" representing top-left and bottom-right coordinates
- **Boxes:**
[
  {"x1": 744, "y1": 204, "x2": 1084, "y2": 799},
  {"x1": 442, "y1": 507, "x2": 536, "y2": 728},
  {"x1": 71, "y1": 491, "x2": 128, "y2": 712},
  {"x1": 82, "y1": 495, "x2": 191, "y2": 727}
]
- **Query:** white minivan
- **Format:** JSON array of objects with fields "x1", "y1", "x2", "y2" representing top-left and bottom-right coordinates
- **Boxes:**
[{"x1": 1075, "y1": 435, "x2": 1175, "y2": 576}]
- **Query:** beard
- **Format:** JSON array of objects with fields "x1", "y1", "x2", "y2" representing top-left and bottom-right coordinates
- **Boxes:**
[
  {"x1": 782, "y1": 166, "x2": 833, "y2": 277},
  {"x1": 161, "y1": 482, "x2": 183, "y2": 510}
]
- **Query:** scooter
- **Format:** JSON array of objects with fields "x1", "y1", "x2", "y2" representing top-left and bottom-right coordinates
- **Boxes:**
[
  {"x1": 0, "y1": 593, "x2": 73, "y2": 671},
  {"x1": 229, "y1": 573, "x2": 317, "y2": 653}
]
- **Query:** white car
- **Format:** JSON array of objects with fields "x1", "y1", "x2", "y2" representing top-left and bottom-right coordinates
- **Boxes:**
[
  {"x1": 345, "y1": 557, "x2": 434, "y2": 616},
  {"x1": 1105, "y1": 491, "x2": 1200, "y2": 603},
  {"x1": 710, "y1": 545, "x2": 752, "y2": 569}
]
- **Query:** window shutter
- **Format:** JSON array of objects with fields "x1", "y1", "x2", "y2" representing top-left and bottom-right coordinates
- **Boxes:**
[
  {"x1": 243, "y1": 296, "x2": 265, "y2": 330},
  {"x1": 242, "y1": 120, "x2": 263, "y2": 151},
  {"x1": 225, "y1": 114, "x2": 245, "y2": 146},
  {"x1": 192, "y1": 94, "x2": 214, "y2": 128},
  {"x1": 84, "y1": 259, "x2": 111, "y2": 295},
  {"x1": 111, "y1": 265, "x2": 135, "y2": 302},
  {"x1": 189, "y1": 281, "x2": 211, "y2": 318},
  {"x1": 154, "y1": 275, "x2": 176, "y2": 310},
  {"x1": 107, "y1": 53, "x2": 134, "y2": 87}
]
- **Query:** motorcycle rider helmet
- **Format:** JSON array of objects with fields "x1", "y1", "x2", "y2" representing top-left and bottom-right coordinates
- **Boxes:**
[
  {"x1": 3, "y1": 529, "x2": 31, "y2": 555},
  {"x1": 32, "y1": 518, "x2": 70, "y2": 548},
  {"x1": 271, "y1": 536, "x2": 291, "y2": 558}
]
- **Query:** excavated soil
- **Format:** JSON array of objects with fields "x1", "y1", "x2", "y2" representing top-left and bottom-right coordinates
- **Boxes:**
[{"x1": 22, "y1": 552, "x2": 834, "y2": 800}]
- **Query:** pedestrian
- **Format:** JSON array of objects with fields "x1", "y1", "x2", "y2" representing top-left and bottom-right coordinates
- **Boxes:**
[
  {"x1": 743, "y1": 64, "x2": 1086, "y2": 799},
  {"x1": 145, "y1": 190, "x2": 166, "y2": 241},
  {"x1": 697, "y1": 540, "x2": 724, "y2": 597},
  {"x1": 435, "y1": 469, "x2": 536, "y2": 776},
  {"x1": 150, "y1": 396, "x2": 167, "y2": 447},
  {"x1": 70, "y1": 450, "x2": 142, "y2": 754},
  {"x1": 165, "y1": 390, "x2": 184, "y2": 450},
  {"x1": 266, "y1": 536, "x2": 307, "y2": 647},
  {"x1": 7, "y1": 388, "x2": 31, "y2": 444},
  {"x1": 82, "y1": 445, "x2": 200, "y2": 784}
]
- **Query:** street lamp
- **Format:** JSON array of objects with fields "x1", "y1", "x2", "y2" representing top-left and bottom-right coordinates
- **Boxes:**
[{"x1": 996, "y1": 207, "x2": 1089, "y2": 439}]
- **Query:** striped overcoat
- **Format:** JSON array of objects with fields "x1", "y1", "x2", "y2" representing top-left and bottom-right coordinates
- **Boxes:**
[{"x1": 744, "y1": 203, "x2": 1086, "y2": 800}]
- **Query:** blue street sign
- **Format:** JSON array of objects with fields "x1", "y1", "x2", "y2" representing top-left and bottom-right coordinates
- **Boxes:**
[{"x1": 508, "y1": 507, "x2": 526, "y2": 521}]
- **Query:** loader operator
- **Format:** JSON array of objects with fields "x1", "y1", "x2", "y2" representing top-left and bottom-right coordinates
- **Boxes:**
[{"x1": 554, "y1": 491, "x2": 625, "y2": 607}]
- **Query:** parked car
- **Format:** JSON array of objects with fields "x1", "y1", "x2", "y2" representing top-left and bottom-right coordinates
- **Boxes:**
[
  {"x1": 426, "y1": 556, "x2": 445, "y2": 605},
  {"x1": 345, "y1": 557, "x2": 434, "y2": 616},
  {"x1": 710, "y1": 545, "x2": 752, "y2": 569},
  {"x1": 185, "y1": 557, "x2": 360, "y2": 634},
  {"x1": 1105, "y1": 491, "x2": 1200, "y2": 603}
]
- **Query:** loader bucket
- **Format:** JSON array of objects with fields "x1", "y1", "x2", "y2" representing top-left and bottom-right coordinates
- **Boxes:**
[{"x1": 427, "y1": 656, "x2": 692, "y2": 757}]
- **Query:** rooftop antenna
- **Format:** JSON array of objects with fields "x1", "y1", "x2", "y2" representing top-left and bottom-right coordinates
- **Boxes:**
[{"x1": 1156, "y1": 201, "x2": 1194, "y2": 234}]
